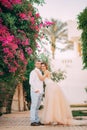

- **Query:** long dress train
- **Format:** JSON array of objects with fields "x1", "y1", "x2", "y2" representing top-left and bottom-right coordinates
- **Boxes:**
[{"x1": 42, "y1": 78, "x2": 73, "y2": 125}]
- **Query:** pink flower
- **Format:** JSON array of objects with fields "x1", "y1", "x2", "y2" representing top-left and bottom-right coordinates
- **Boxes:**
[
  {"x1": 0, "y1": 24, "x2": 9, "y2": 36},
  {"x1": 12, "y1": 0, "x2": 22, "y2": 5},
  {"x1": 7, "y1": 52, "x2": 14, "y2": 58},
  {"x1": 11, "y1": 43, "x2": 18, "y2": 50},
  {"x1": 0, "y1": 0, "x2": 22, "y2": 9},
  {"x1": 23, "y1": 59, "x2": 28, "y2": 65},
  {"x1": 0, "y1": 36, "x2": 4, "y2": 42},
  {"x1": 25, "y1": 47, "x2": 33, "y2": 55},
  {"x1": 2, "y1": 35, "x2": 18, "y2": 51},
  {"x1": 8, "y1": 66, "x2": 17, "y2": 73},
  {"x1": 13, "y1": 61, "x2": 19, "y2": 68},
  {"x1": 43, "y1": 20, "x2": 54, "y2": 27},
  {"x1": 34, "y1": 25, "x2": 39, "y2": 31},
  {"x1": 39, "y1": 23, "x2": 43, "y2": 28},
  {"x1": 15, "y1": 38, "x2": 21, "y2": 45},
  {"x1": 30, "y1": 17, "x2": 35, "y2": 25},
  {"x1": 22, "y1": 39, "x2": 29, "y2": 46},
  {"x1": 35, "y1": 13, "x2": 40, "y2": 18},
  {"x1": 28, "y1": 11, "x2": 32, "y2": 17},
  {"x1": 3, "y1": 48, "x2": 10, "y2": 53},
  {"x1": 19, "y1": 50, "x2": 25, "y2": 60},
  {"x1": 0, "y1": 0, "x2": 12, "y2": 9},
  {"x1": 19, "y1": 13, "x2": 28, "y2": 20}
]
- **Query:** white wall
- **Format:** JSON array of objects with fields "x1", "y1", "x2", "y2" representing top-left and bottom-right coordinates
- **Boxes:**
[{"x1": 50, "y1": 56, "x2": 87, "y2": 104}]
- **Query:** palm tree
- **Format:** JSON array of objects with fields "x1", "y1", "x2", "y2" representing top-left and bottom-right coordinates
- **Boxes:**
[{"x1": 42, "y1": 19, "x2": 71, "y2": 59}]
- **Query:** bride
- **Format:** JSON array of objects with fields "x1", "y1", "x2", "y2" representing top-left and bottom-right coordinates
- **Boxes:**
[{"x1": 36, "y1": 62, "x2": 73, "y2": 125}]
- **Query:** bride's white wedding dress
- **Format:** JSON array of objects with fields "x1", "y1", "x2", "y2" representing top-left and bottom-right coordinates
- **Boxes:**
[
  {"x1": 41, "y1": 77, "x2": 87, "y2": 126},
  {"x1": 41, "y1": 77, "x2": 73, "y2": 125}
]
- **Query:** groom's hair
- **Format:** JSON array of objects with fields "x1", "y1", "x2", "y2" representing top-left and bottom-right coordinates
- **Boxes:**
[{"x1": 34, "y1": 59, "x2": 42, "y2": 63}]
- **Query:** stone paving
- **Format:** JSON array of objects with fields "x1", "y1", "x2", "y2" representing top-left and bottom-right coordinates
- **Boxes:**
[{"x1": 0, "y1": 111, "x2": 87, "y2": 130}]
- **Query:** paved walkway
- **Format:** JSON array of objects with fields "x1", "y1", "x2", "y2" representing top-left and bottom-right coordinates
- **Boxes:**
[{"x1": 0, "y1": 111, "x2": 87, "y2": 130}]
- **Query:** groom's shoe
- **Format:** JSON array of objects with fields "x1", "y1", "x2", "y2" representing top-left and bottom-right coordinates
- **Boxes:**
[{"x1": 30, "y1": 122, "x2": 40, "y2": 126}]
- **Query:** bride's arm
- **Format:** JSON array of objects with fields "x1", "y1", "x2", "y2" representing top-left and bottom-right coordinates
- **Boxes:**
[{"x1": 35, "y1": 70, "x2": 48, "y2": 81}]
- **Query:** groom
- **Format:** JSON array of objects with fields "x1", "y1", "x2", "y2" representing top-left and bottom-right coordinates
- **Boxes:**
[{"x1": 29, "y1": 60, "x2": 44, "y2": 126}]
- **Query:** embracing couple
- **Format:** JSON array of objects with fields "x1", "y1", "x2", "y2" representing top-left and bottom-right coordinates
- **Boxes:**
[{"x1": 29, "y1": 60, "x2": 73, "y2": 126}]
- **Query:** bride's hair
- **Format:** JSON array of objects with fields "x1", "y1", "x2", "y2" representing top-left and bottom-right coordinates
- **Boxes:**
[{"x1": 41, "y1": 62, "x2": 48, "y2": 69}]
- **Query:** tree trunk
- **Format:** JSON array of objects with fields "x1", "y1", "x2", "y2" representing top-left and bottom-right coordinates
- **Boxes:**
[
  {"x1": 0, "y1": 80, "x2": 18, "y2": 114},
  {"x1": 51, "y1": 36, "x2": 56, "y2": 59}
]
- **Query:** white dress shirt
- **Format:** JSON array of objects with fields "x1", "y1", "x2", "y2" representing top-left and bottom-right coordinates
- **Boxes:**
[{"x1": 29, "y1": 68, "x2": 43, "y2": 93}]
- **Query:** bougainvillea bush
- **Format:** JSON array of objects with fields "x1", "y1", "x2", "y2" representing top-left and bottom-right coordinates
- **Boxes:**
[
  {"x1": 0, "y1": 0, "x2": 56, "y2": 114},
  {"x1": 0, "y1": 0, "x2": 45, "y2": 82}
]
